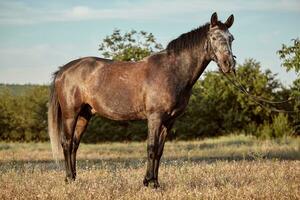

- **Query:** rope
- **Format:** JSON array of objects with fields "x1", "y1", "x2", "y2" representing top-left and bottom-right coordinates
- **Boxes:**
[
  {"x1": 233, "y1": 75, "x2": 293, "y2": 104},
  {"x1": 223, "y1": 73, "x2": 298, "y2": 114}
]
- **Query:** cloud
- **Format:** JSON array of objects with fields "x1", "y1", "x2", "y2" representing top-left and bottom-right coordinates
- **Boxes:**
[
  {"x1": 0, "y1": 0, "x2": 299, "y2": 25},
  {"x1": 0, "y1": 44, "x2": 96, "y2": 84}
]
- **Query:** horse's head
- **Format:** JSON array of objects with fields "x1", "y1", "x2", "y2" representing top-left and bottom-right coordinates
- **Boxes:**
[{"x1": 208, "y1": 12, "x2": 236, "y2": 74}]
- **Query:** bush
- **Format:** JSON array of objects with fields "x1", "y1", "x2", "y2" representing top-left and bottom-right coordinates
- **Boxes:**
[
  {"x1": 272, "y1": 113, "x2": 293, "y2": 138},
  {"x1": 0, "y1": 85, "x2": 49, "y2": 142},
  {"x1": 259, "y1": 122, "x2": 273, "y2": 139},
  {"x1": 256, "y1": 114, "x2": 292, "y2": 139}
]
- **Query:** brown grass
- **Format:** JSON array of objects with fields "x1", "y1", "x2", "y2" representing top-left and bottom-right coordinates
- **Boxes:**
[{"x1": 0, "y1": 135, "x2": 299, "y2": 199}]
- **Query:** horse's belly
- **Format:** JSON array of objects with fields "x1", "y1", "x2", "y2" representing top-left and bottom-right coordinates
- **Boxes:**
[{"x1": 89, "y1": 92, "x2": 146, "y2": 121}]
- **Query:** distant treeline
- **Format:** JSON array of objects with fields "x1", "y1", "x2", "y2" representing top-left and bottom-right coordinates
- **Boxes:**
[
  {"x1": 0, "y1": 84, "x2": 37, "y2": 96},
  {"x1": 0, "y1": 59, "x2": 299, "y2": 142}
]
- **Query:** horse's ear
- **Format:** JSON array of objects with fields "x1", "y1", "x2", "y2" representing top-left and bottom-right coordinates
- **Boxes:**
[
  {"x1": 225, "y1": 14, "x2": 234, "y2": 28},
  {"x1": 210, "y1": 12, "x2": 218, "y2": 27}
]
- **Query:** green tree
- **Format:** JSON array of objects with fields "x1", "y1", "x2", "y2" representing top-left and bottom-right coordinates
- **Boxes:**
[
  {"x1": 277, "y1": 38, "x2": 300, "y2": 75},
  {"x1": 278, "y1": 38, "x2": 300, "y2": 135},
  {"x1": 0, "y1": 89, "x2": 15, "y2": 140},
  {"x1": 23, "y1": 86, "x2": 49, "y2": 141},
  {"x1": 99, "y1": 29, "x2": 163, "y2": 61},
  {"x1": 0, "y1": 85, "x2": 49, "y2": 142}
]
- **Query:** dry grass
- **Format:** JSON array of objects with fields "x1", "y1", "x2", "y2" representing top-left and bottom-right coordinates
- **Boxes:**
[{"x1": 0, "y1": 135, "x2": 299, "y2": 199}]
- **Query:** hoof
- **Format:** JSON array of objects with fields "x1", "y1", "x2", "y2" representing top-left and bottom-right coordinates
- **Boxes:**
[
  {"x1": 143, "y1": 178, "x2": 160, "y2": 188},
  {"x1": 143, "y1": 178, "x2": 149, "y2": 187},
  {"x1": 64, "y1": 176, "x2": 75, "y2": 183},
  {"x1": 153, "y1": 181, "x2": 160, "y2": 189}
]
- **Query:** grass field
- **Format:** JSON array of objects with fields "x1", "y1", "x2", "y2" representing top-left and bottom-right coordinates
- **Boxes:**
[{"x1": 0, "y1": 135, "x2": 299, "y2": 199}]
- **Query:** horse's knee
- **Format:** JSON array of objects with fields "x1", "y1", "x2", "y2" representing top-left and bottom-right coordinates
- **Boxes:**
[
  {"x1": 61, "y1": 138, "x2": 72, "y2": 152},
  {"x1": 72, "y1": 138, "x2": 80, "y2": 153}
]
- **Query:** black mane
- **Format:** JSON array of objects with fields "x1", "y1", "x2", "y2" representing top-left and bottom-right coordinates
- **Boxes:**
[{"x1": 166, "y1": 23, "x2": 210, "y2": 54}]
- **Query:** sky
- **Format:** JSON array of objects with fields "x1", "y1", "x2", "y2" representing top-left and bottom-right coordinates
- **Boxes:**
[{"x1": 0, "y1": 0, "x2": 299, "y2": 85}]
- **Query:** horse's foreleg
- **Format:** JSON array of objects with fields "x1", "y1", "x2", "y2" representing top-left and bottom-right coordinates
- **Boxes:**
[
  {"x1": 71, "y1": 110, "x2": 91, "y2": 179},
  {"x1": 61, "y1": 116, "x2": 77, "y2": 182},
  {"x1": 153, "y1": 120, "x2": 174, "y2": 188},
  {"x1": 144, "y1": 113, "x2": 162, "y2": 188}
]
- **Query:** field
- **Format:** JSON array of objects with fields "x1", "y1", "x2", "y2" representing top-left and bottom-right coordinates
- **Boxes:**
[{"x1": 0, "y1": 135, "x2": 299, "y2": 199}]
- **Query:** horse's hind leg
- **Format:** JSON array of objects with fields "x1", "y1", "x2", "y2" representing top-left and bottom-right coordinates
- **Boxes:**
[
  {"x1": 61, "y1": 115, "x2": 77, "y2": 182},
  {"x1": 71, "y1": 105, "x2": 92, "y2": 179}
]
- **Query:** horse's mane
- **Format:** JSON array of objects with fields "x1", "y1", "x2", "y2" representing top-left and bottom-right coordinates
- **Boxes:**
[{"x1": 166, "y1": 23, "x2": 210, "y2": 54}]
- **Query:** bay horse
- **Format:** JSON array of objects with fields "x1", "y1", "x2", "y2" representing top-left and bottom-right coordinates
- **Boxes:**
[{"x1": 48, "y1": 12, "x2": 235, "y2": 188}]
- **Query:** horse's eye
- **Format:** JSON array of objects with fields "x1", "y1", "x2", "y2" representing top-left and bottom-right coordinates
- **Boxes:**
[{"x1": 212, "y1": 37, "x2": 216, "y2": 40}]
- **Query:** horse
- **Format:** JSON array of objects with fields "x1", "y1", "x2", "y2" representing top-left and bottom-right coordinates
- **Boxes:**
[{"x1": 48, "y1": 12, "x2": 236, "y2": 188}]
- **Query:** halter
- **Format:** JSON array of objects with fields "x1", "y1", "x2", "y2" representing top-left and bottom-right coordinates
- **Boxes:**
[
  {"x1": 206, "y1": 34, "x2": 217, "y2": 62},
  {"x1": 206, "y1": 31, "x2": 236, "y2": 73}
]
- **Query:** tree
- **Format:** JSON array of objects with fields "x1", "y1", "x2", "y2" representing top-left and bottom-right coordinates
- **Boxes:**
[
  {"x1": 277, "y1": 38, "x2": 300, "y2": 75},
  {"x1": 99, "y1": 29, "x2": 163, "y2": 61},
  {"x1": 23, "y1": 86, "x2": 49, "y2": 141},
  {"x1": 278, "y1": 38, "x2": 300, "y2": 135},
  {"x1": 0, "y1": 85, "x2": 49, "y2": 141},
  {"x1": 0, "y1": 89, "x2": 14, "y2": 140}
]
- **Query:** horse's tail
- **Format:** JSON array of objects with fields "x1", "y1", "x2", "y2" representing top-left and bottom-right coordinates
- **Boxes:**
[{"x1": 48, "y1": 78, "x2": 63, "y2": 162}]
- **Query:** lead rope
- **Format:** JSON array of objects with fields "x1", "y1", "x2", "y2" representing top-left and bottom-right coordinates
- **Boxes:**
[
  {"x1": 207, "y1": 38, "x2": 298, "y2": 113},
  {"x1": 223, "y1": 73, "x2": 298, "y2": 114}
]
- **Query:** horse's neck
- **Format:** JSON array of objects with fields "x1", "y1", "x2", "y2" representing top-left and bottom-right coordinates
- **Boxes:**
[{"x1": 171, "y1": 48, "x2": 211, "y2": 87}]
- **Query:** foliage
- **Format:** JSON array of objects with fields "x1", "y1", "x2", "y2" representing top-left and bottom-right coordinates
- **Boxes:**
[
  {"x1": 83, "y1": 117, "x2": 147, "y2": 142},
  {"x1": 272, "y1": 113, "x2": 293, "y2": 137},
  {"x1": 259, "y1": 122, "x2": 274, "y2": 139},
  {"x1": 278, "y1": 38, "x2": 300, "y2": 135},
  {"x1": 0, "y1": 84, "x2": 36, "y2": 96},
  {"x1": 0, "y1": 86, "x2": 49, "y2": 141},
  {"x1": 99, "y1": 29, "x2": 163, "y2": 61},
  {"x1": 290, "y1": 78, "x2": 300, "y2": 134},
  {"x1": 277, "y1": 38, "x2": 300, "y2": 75},
  {"x1": 258, "y1": 114, "x2": 292, "y2": 139}
]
